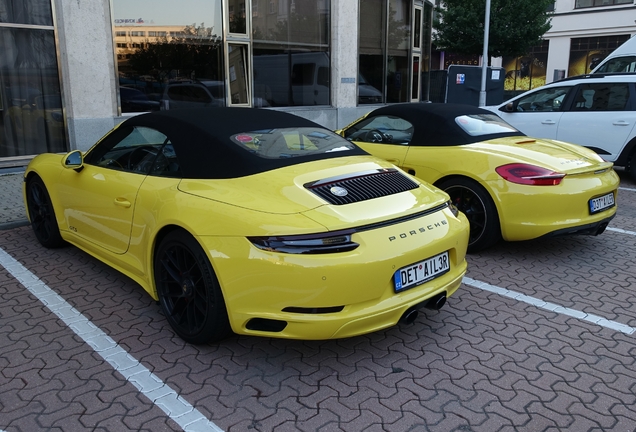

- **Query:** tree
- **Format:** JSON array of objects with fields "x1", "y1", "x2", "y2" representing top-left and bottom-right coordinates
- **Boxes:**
[
  {"x1": 127, "y1": 24, "x2": 222, "y2": 81},
  {"x1": 433, "y1": 0, "x2": 553, "y2": 62}
]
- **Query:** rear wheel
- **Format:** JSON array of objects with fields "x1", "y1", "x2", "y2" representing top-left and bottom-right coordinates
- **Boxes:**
[
  {"x1": 628, "y1": 152, "x2": 636, "y2": 180},
  {"x1": 26, "y1": 176, "x2": 65, "y2": 248},
  {"x1": 437, "y1": 177, "x2": 501, "y2": 252},
  {"x1": 154, "y1": 230, "x2": 231, "y2": 344}
]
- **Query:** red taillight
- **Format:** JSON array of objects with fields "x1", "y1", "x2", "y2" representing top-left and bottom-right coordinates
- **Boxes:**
[{"x1": 495, "y1": 163, "x2": 565, "y2": 186}]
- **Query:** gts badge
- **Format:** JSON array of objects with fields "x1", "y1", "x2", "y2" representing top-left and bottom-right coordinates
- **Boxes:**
[{"x1": 389, "y1": 220, "x2": 447, "y2": 242}]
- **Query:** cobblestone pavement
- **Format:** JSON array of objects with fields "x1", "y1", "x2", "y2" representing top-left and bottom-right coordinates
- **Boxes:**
[
  {"x1": 0, "y1": 170, "x2": 635, "y2": 431},
  {"x1": 0, "y1": 171, "x2": 28, "y2": 230}
]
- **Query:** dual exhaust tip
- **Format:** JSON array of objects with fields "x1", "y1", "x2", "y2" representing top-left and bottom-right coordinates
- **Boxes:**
[{"x1": 400, "y1": 292, "x2": 447, "y2": 325}]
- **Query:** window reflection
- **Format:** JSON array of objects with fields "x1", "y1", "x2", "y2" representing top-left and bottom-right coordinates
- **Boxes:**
[
  {"x1": 112, "y1": 0, "x2": 225, "y2": 113},
  {"x1": 0, "y1": 0, "x2": 53, "y2": 26},
  {"x1": 228, "y1": 0, "x2": 247, "y2": 34},
  {"x1": 252, "y1": 0, "x2": 330, "y2": 107},
  {"x1": 358, "y1": 0, "x2": 411, "y2": 105},
  {"x1": 0, "y1": 27, "x2": 66, "y2": 157}
]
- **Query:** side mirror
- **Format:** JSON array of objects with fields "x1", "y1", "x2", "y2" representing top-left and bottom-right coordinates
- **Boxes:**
[
  {"x1": 62, "y1": 150, "x2": 83, "y2": 170},
  {"x1": 504, "y1": 102, "x2": 515, "y2": 112}
]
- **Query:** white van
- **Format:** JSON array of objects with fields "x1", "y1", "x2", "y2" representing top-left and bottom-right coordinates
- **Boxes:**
[{"x1": 591, "y1": 35, "x2": 636, "y2": 74}]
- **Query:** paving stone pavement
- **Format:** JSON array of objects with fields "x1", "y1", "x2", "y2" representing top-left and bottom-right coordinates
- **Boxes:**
[
  {"x1": 0, "y1": 170, "x2": 28, "y2": 230},
  {"x1": 0, "y1": 169, "x2": 635, "y2": 431}
]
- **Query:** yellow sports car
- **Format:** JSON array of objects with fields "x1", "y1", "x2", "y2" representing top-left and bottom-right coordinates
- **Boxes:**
[
  {"x1": 23, "y1": 107, "x2": 470, "y2": 344},
  {"x1": 337, "y1": 103, "x2": 619, "y2": 252}
]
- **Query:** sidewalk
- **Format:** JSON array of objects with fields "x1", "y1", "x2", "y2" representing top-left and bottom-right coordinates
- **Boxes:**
[{"x1": 0, "y1": 170, "x2": 29, "y2": 230}]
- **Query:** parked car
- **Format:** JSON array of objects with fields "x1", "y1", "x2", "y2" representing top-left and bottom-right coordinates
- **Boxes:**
[
  {"x1": 23, "y1": 107, "x2": 470, "y2": 344},
  {"x1": 336, "y1": 103, "x2": 619, "y2": 252},
  {"x1": 159, "y1": 81, "x2": 225, "y2": 110},
  {"x1": 486, "y1": 73, "x2": 636, "y2": 178},
  {"x1": 119, "y1": 86, "x2": 160, "y2": 113},
  {"x1": 591, "y1": 36, "x2": 636, "y2": 74}
]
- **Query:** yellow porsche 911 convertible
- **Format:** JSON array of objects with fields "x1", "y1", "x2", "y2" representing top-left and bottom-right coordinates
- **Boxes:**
[
  {"x1": 337, "y1": 103, "x2": 619, "y2": 252},
  {"x1": 23, "y1": 108, "x2": 469, "y2": 344}
]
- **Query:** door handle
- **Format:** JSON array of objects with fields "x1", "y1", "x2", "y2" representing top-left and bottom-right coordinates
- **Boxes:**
[
  {"x1": 613, "y1": 120, "x2": 630, "y2": 126},
  {"x1": 114, "y1": 197, "x2": 131, "y2": 208},
  {"x1": 541, "y1": 120, "x2": 556, "y2": 125}
]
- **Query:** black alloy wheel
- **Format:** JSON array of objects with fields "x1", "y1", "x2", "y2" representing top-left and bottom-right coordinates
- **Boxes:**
[
  {"x1": 437, "y1": 177, "x2": 501, "y2": 252},
  {"x1": 26, "y1": 176, "x2": 65, "y2": 248},
  {"x1": 154, "y1": 230, "x2": 231, "y2": 344}
]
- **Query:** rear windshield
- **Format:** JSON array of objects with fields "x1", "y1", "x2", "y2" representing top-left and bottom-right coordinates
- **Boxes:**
[
  {"x1": 231, "y1": 127, "x2": 357, "y2": 159},
  {"x1": 455, "y1": 114, "x2": 519, "y2": 137}
]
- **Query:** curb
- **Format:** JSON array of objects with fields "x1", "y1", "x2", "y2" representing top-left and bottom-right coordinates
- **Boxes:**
[{"x1": 0, "y1": 220, "x2": 30, "y2": 231}]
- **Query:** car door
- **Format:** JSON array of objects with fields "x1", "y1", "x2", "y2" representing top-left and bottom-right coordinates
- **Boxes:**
[
  {"x1": 556, "y1": 82, "x2": 636, "y2": 162},
  {"x1": 342, "y1": 114, "x2": 411, "y2": 166},
  {"x1": 57, "y1": 126, "x2": 168, "y2": 254},
  {"x1": 496, "y1": 85, "x2": 571, "y2": 139}
]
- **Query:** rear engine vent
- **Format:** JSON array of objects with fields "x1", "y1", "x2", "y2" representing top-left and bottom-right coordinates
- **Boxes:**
[{"x1": 305, "y1": 168, "x2": 419, "y2": 205}]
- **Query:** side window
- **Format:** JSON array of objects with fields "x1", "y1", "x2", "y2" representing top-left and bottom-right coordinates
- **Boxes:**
[
  {"x1": 150, "y1": 143, "x2": 182, "y2": 177},
  {"x1": 514, "y1": 87, "x2": 569, "y2": 112},
  {"x1": 86, "y1": 126, "x2": 174, "y2": 174},
  {"x1": 571, "y1": 84, "x2": 629, "y2": 112},
  {"x1": 596, "y1": 56, "x2": 636, "y2": 73},
  {"x1": 343, "y1": 115, "x2": 414, "y2": 145}
]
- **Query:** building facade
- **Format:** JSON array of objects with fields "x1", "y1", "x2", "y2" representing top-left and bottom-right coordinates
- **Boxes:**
[
  {"x1": 496, "y1": 0, "x2": 636, "y2": 95},
  {"x1": 0, "y1": 0, "x2": 435, "y2": 166}
]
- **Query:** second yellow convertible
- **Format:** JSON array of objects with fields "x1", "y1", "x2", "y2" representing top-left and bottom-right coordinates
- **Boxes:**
[
  {"x1": 23, "y1": 107, "x2": 469, "y2": 344},
  {"x1": 337, "y1": 103, "x2": 619, "y2": 251}
]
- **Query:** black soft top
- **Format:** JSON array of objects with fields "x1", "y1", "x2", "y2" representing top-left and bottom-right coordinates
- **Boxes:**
[
  {"x1": 121, "y1": 107, "x2": 366, "y2": 179},
  {"x1": 368, "y1": 103, "x2": 524, "y2": 146}
]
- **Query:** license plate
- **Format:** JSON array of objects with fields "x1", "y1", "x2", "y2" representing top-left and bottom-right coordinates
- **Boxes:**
[
  {"x1": 589, "y1": 192, "x2": 615, "y2": 214},
  {"x1": 394, "y1": 251, "x2": 450, "y2": 293}
]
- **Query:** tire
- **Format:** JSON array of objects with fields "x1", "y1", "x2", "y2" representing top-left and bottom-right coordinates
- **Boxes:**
[
  {"x1": 437, "y1": 177, "x2": 501, "y2": 253},
  {"x1": 26, "y1": 176, "x2": 65, "y2": 248},
  {"x1": 628, "y1": 152, "x2": 636, "y2": 180},
  {"x1": 154, "y1": 230, "x2": 231, "y2": 344}
]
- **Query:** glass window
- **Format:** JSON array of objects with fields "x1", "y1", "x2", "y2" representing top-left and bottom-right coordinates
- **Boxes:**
[
  {"x1": 343, "y1": 115, "x2": 414, "y2": 145},
  {"x1": 358, "y1": 0, "x2": 411, "y2": 105},
  {"x1": 570, "y1": 84, "x2": 630, "y2": 111},
  {"x1": 568, "y1": 35, "x2": 630, "y2": 76},
  {"x1": 455, "y1": 114, "x2": 519, "y2": 137},
  {"x1": 595, "y1": 56, "x2": 636, "y2": 73},
  {"x1": 575, "y1": 0, "x2": 631, "y2": 8},
  {"x1": 89, "y1": 126, "x2": 180, "y2": 175},
  {"x1": 230, "y1": 127, "x2": 355, "y2": 159},
  {"x1": 112, "y1": 0, "x2": 224, "y2": 113},
  {"x1": 252, "y1": 0, "x2": 330, "y2": 107},
  {"x1": 0, "y1": 27, "x2": 66, "y2": 157},
  {"x1": 0, "y1": 0, "x2": 53, "y2": 26},
  {"x1": 228, "y1": 0, "x2": 247, "y2": 34},
  {"x1": 514, "y1": 87, "x2": 570, "y2": 112}
]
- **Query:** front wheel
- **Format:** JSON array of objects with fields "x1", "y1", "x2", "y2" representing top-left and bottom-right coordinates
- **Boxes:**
[
  {"x1": 437, "y1": 178, "x2": 501, "y2": 252},
  {"x1": 26, "y1": 176, "x2": 65, "y2": 248},
  {"x1": 154, "y1": 230, "x2": 231, "y2": 344}
]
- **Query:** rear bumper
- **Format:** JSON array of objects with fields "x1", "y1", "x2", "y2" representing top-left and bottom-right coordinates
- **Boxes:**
[
  {"x1": 538, "y1": 214, "x2": 614, "y2": 238},
  {"x1": 199, "y1": 207, "x2": 470, "y2": 340}
]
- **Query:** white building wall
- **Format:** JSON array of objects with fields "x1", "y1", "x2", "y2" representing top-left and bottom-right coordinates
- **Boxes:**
[{"x1": 543, "y1": 0, "x2": 636, "y2": 82}]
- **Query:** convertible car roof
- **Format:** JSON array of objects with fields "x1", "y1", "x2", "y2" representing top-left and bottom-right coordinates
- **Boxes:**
[
  {"x1": 368, "y1": 103, "x2": 524, "y2": 146},
  {"x1": 121, "y1": 107, "x2": 366, "y2": 179}
]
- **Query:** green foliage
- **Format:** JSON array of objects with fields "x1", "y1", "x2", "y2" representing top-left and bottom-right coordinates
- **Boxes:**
[{"x1": 433, "y1": 0, "x2": 553, "y2": 59}]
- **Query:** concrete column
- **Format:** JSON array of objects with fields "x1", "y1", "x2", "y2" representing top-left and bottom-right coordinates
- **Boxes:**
[{"x1": 54, "y1": 0, "x2": 118, "y2": 151}]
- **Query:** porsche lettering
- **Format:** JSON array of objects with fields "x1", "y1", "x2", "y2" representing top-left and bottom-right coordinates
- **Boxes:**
[{"x1": 388, "y1": 220, "x2": 448, "y2": 241}]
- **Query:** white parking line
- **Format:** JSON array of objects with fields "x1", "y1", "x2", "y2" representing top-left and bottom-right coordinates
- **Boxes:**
[
  {"x1": 0, "y1": 248, "x2": 224, "y2": 432},
  {"x1": 607, "y1": 227, "x2": 636, "y2": 236},
  {"x1": 618, "y1": 187, "x2": 636, "y2": 192},
  {"x1": 463, "y1": 277, "x2": 635, "y2": 335}
]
